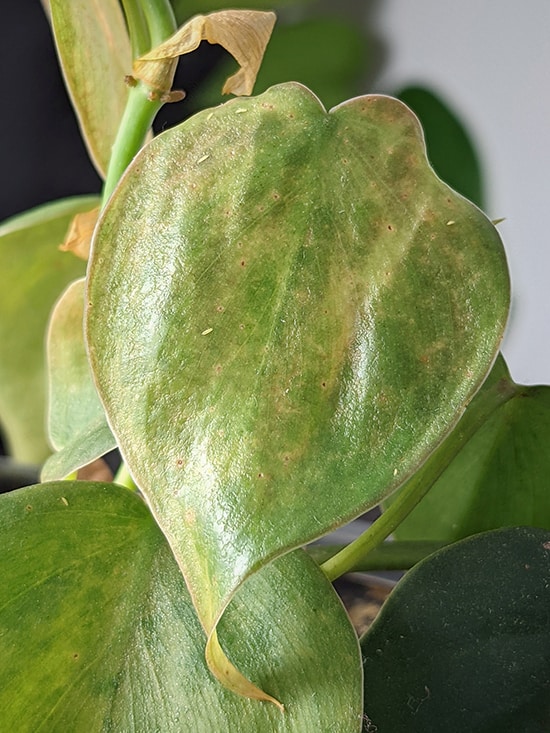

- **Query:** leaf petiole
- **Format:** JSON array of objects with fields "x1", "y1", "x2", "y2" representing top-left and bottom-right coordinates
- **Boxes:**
[{"x1": 321, "y1": 373, "x2": 518, "y2": 581}]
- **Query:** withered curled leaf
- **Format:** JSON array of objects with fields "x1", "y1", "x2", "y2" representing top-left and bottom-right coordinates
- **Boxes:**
[
  {"x1": 59, "y1": 207, "x2": 100, "y2": 261},
  {"x1": 132, "y1": 10, "x2": 276, "y2": 99}
]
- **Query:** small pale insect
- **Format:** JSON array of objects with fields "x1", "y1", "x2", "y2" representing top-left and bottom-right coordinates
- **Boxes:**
[
  {"x1": 201, "y1": 327, "x2": 213, "y2": 336},
  {"x1": 60, "y1": 497, "x2": 69, "y2": 506}
]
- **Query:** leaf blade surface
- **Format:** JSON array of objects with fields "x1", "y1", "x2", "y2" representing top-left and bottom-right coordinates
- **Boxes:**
[{"x1": 86, "y1": 82, "x2": 509, "y2": 631}]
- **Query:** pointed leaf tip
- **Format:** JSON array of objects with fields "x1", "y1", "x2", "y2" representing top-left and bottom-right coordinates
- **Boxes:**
[
  {"x1": 132, "y1": 10, "x2": 276, "y2": 98},
  {"x1": 206, "y1": 628, "x2": 285, "y2": 711}
]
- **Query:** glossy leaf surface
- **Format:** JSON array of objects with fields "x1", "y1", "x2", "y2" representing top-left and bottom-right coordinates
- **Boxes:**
[
  {"x1": 86, "y1": 83, "x2": 509, "y2": 631},
  {"x1": 44, "y1": 278, "x2": 115, "y2": 480},
  {"x1": 0, "y1": 482, "x2": 362, "y2": 732},
  {"x1": 0, "y1": 197, "x2": 95, "y2": 461},
  {"x1": 361, "y1": 527, "x2": 550, "y2": 732},
  {"x1": 49, "y1": 0, "x2": 131, "y2": 177},
  {"x1": 390, "y1": 355, "x2": 550, "y2": 541}
]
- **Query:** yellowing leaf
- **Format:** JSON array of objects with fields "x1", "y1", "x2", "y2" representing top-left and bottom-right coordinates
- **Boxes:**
[
  {"x1": 205, "y1": 629, "x2": 284, "y2": 711},
  {"x1": 49, "y1": 0, "x2": 132, "y2": 177},
  {"x1": 132, "y1": 10, "x2": 276, "y2": 98},
  {"x1": 59, "y1": 207, "x2": 100, "y2": 261}
]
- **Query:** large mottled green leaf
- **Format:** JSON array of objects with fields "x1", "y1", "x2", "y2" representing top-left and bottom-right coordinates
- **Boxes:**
[
  {"x1": 195, "y1": 18, "x2": 367, "y2": 111},
  {"x1": 42, "y1": 279, "x2": 115, "y2": 480},
  {"x1": 361, "y1": 527, "x2": 550, "y2": 732},
  {"x1": 49, "y1": 0, "x2": 131, "y2": 177},
  {"x1": 0, "y1": 481, "x2": 362, "y2": 731},
  {"x1": 0, "y1": 197, "x2": 96, "y2": 462},
  {"x1": 388, "y1": 354, "x2": 550, "y2": 542},
  {"x1": 398, "y1": 85, "x2": 485, "y2": 209},
  {"x1": 86, "y1": 83, "x2": 509, "y2": 635}
]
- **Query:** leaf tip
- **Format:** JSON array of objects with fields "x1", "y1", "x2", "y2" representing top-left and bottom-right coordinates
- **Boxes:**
[{"x1": 205, "y1": 628, "x2": 284, "y2": 711}]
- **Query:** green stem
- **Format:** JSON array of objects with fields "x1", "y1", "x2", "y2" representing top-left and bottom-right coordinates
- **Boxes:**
[
  {"x1": 308, "y1": 540, "x2": 447, "y2": 572},
  {"x1": 321, "y1": 376, "x2": 517, "y2": 582},
  {"x1": 114, "y1": 462, "x2": 138, "y2": 492},
  {"x1": 101, "y1": 0, "x2": 178, "y2": 207},
  {"x1": 101, "y1": 85, "x2": 162, "y2": 206},
  {"x1": 139, "y1": 0, "x2": 177, "y2": 47},
  {"x1": 120, "y1": 0, "x2": 150, "y2": 57}
]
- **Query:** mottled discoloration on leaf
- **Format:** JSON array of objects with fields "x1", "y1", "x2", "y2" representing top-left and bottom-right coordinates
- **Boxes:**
[{"x1": 86, "y1": 82, "x2": 509, "y2": 660}]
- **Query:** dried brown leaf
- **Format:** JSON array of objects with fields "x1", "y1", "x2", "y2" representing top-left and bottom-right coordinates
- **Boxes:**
[
  {"x1": 132, "y1": 10, "x2": 276, "y2": 98},
  {"x1": 59, "y1": 207, "x2": 100, "y2": 261}
]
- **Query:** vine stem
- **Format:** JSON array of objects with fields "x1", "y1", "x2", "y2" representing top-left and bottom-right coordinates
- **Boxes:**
[
  {"x1": 321, "y1": 374, "x2": 517, "y2": 581},
  {"x1": 308, "y1": 540, "x2": 447, "y2": 572},
  {"x1": 101, "y1": 85, "x2": 162, "y2": 206},
  {"x1": 101, "y1": 0, "x2": 177, "y2": 207},
  {"x1": 114, "y1": 462, "x2": 138, "y2": 492},
  {"x1": 120, "y1": 0, "x2": 150, "y2": 57}
]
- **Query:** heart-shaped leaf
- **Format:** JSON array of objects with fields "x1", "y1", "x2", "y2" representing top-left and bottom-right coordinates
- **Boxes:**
[
  {"x1": 43, "y1": 278, "x2": 115, "y2": 480},
  {"x1": 388, "y1": 354, "x2": 550, "y2": 541},
  {"x1": 0, "y1": 481, "x2": 362, "y2": 731},
  {"x1": 361, "y1": 527, "x2": 550, "y2": 732},
  {"x1": 0, "y1": 196, "x2": 96, "y2": 461},
  {"x1": 49, "y1": 0, "x2": 132, "y2": 177},
  {"x1": 86, "y1": 83, "x2": 509, "y2": 636}
]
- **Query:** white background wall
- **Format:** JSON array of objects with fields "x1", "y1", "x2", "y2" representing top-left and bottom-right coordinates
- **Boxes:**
[{"x1": 371, "y1": 1, "x2": 550, "y2": 385}]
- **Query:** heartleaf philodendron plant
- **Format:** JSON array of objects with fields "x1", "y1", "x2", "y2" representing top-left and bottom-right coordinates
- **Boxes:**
[{"x1": 1, "y1": 2, "x2": 549, "y2": 731}]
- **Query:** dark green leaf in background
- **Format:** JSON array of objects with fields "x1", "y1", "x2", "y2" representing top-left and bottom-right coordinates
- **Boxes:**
[
  {"x1": 0, "y1": 197, "x2": 95, "y2": 462},
  {"x1": 398, "y1": 85, "x2": 485, "y2": 209},
  {"x1": 0, "y1": 482, "x2": 362, "y2": 731},
  {"x1": 361, "y1": 526, "x2": 550, "y2": 733},
  {"x1": 86, "y1": 83, "x2": 509, "y2": 634},
  {"x1": 195, "y1": 18, "x2": 367, "y2": 112}
]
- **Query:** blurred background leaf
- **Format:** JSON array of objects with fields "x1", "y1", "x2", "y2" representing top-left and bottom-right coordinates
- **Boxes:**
[
  {"x1": 192, "y1": 17, "x2": 367, "y2": 111},
  {"x1": 0, "y1": 197, "x2": 95, "y2": 462},
  {"x1": 397, "y1": 85, "x2": 485, "y2": 209}
]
